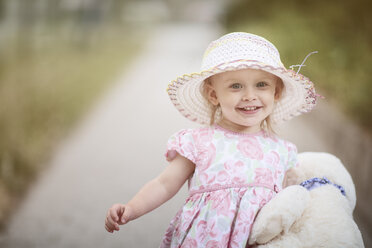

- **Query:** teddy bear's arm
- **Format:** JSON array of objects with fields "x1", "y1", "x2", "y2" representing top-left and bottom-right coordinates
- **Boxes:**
[{"x1": 248, "y1": 185, "x2": 310, "y2": 245}]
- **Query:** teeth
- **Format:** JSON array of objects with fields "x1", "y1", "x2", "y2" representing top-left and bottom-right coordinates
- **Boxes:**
[{"x1": 243, "y1": 106, "x2": 257, "y2": 111}]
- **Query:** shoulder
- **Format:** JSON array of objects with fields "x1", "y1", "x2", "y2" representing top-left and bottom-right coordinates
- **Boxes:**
[
  {"x1": 262, "y1": 135, "x2": 298, "y2": 162},
  {"x1": 169, "y1": 126, "x2": 214, "y2": 139},
  {"x1": 167, "y1": 126, "x2": 215, "y2": 145},
  {"x1": 283, "y1": 139, "x2": 298, "y2": 153},
  {"x1": 266, "y1": 134, "x2": 297, "y2": 151},
  {"x1": 165, "y1": 126, "x2": 214, "y2": 162}
]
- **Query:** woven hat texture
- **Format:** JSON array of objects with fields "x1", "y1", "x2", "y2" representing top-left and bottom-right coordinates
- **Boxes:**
[{"x1": 167, "y1": 32, "x2": 317, "y2": 125}]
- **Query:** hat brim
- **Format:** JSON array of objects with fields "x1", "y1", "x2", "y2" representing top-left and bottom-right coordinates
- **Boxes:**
[{"x1": 167, "y1": 60, "x2": 317, "y2": 125}]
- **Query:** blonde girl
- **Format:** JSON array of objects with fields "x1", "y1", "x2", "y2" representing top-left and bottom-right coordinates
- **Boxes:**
[{"x1": 105, "y1": 32, "x2": 318, "y2": 247}]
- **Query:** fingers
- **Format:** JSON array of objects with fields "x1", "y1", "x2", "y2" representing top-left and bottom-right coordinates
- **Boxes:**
[
  {"x1": 105, "y1": 212, "x2": 119, "y2": 232},
  {"x1": 110, "y1": 207, "x2": 119, "y2": 223},
  {"x1": 105, "y1": 220, "x2": 115, "y2": 233},
  {"x1": 105, "y1": 212, "x2": 118, "y2": 232},
  {"x1": 105, "y1": 204, "x2": 126, "y2": 233}
]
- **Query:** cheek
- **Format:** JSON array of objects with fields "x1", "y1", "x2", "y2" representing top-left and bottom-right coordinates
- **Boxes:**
[
  {"x1": 220, "y1": 93, "x2": 240, "y2": 107},
  {"x1": 263, "y1": 92, "x2": 276, "y2": 105},
  {"x1": 216, "y1": 90, "x2": 230, "y2": 101},
  {"x1": 264, "y1": 94, "x2": 276, "y2": 107}
]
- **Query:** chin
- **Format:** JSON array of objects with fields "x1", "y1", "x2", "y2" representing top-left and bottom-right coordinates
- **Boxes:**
[{"x1": 236, "y1": 121, "x2": 262, "y2": 131}]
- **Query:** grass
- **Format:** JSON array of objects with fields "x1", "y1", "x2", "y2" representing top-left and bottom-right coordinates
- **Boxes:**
[
  {"x1": 0, "y1": 27, "x2": 143, "y2": 226},
  {"x1": 224, "y1": 0, "x2": 372, "y2": 131}
]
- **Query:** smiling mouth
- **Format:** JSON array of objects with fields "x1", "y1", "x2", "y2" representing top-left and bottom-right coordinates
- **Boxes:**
[{"x1": 238, "y1": 106, "x2": 261, "y2": 111}]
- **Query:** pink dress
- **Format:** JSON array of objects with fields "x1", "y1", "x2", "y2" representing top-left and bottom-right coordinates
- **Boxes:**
[{"x1": 160, "y1": 125, "x2": 298, "y2": 248}]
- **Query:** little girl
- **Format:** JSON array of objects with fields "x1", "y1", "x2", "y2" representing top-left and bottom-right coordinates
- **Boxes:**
[{"x1": 105, "y1": 32, "x2": 318, "y2": 247}]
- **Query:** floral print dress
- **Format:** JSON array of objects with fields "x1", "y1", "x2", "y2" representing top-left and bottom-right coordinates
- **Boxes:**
[{"x1": 160, "y1": 125, "x2": 298, "y2": 248}]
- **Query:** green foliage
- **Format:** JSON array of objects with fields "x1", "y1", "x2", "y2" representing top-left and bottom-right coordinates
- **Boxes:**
[{"x1": 224, "y1": 0, "x2": 372, "y2": 129}]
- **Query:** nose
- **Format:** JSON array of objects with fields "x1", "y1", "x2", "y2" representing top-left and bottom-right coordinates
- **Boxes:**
[{"x1": 242, "y1": 89, "x2": 256, "y2": 101}]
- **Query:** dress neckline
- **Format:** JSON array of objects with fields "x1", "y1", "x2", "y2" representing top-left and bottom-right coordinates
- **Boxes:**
[{"x1": 213, "y1": 124, "x2": 265, "y2": 137}]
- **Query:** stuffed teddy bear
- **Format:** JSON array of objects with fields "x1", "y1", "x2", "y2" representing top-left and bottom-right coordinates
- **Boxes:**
[{"x1": 248, "y1": 152, "x2": 364, "y2": 248}]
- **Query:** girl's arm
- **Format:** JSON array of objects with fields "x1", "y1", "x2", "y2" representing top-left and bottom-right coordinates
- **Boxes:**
[{"x1": 105, "y1": 154, "x2": 195, "y2": 233}]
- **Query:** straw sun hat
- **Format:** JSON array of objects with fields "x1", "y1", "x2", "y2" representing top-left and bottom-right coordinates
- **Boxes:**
[{"x1": 167, "y1": 32, "x2": 318, "y2": 125}]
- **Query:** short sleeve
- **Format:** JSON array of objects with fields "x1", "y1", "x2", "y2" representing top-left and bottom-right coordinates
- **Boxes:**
[
  {"x1": 164, "y1": 129, "x2": 197, "y2": 164},
  {"x1": 286, "y1": 142, "x2": 299, "y2": 171}
]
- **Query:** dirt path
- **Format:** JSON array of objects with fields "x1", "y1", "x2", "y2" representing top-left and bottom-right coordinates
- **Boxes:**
[
  {"x1": 0, "y1": 23, "x2": 221, "y2": 248},
  {"x1": 0, "y1": 22, "x2": 370, "y2": 247}
]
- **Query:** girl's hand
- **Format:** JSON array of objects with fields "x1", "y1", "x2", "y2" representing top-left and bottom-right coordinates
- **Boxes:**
[
  {"x1": 104, "y1": 203, "x2": 133, "y2": 233},
  {"x1": 104, "y1": 154, "x2": 195, "y2": 233}
]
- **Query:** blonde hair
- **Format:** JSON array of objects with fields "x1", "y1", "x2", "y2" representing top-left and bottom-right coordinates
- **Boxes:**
[{"x1": 202, "y1": 75, "x2": 284, "y2": 134}]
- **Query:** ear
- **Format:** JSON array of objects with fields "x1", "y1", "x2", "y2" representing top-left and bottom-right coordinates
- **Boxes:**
[
  {"x1": 274, "y1": 90, "x2": 281, "y2": 101},
  {"x1": 274, "y1": 78, "x2": 284, "y2": 101},
  {"x1": 205, "y1": 83, "x2": 219, "y2": 106}
]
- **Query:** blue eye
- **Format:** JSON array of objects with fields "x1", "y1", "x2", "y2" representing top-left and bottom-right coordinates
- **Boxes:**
[
  {"x1": 231, "y1": 83, "x2": 242, "y2": 89},
  {"x1": 257, "y1": 82, "x2": 268, "y2": 87}
]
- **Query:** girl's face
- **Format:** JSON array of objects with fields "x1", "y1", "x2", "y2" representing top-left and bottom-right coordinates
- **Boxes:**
[{"x1": 206, "y1": 68, "x2": 282, "y2": 133}]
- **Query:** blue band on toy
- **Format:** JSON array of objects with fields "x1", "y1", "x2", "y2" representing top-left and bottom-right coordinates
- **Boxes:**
[{"x1": 300, "y1": 177, "x2": 346, "y2": 196}]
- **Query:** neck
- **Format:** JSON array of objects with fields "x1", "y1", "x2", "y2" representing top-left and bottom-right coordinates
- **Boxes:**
[{"x1": 217, "y1": 118, "x2": 262, "y2": 134}]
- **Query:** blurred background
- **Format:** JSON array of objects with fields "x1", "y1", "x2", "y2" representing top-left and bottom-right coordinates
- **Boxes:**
[
  {"x1": 0, "y1": 0, "x2": 371, "y2": 247},
  {"x1": 0, "y1": 0, "x2": 145, "y2": 225}
]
